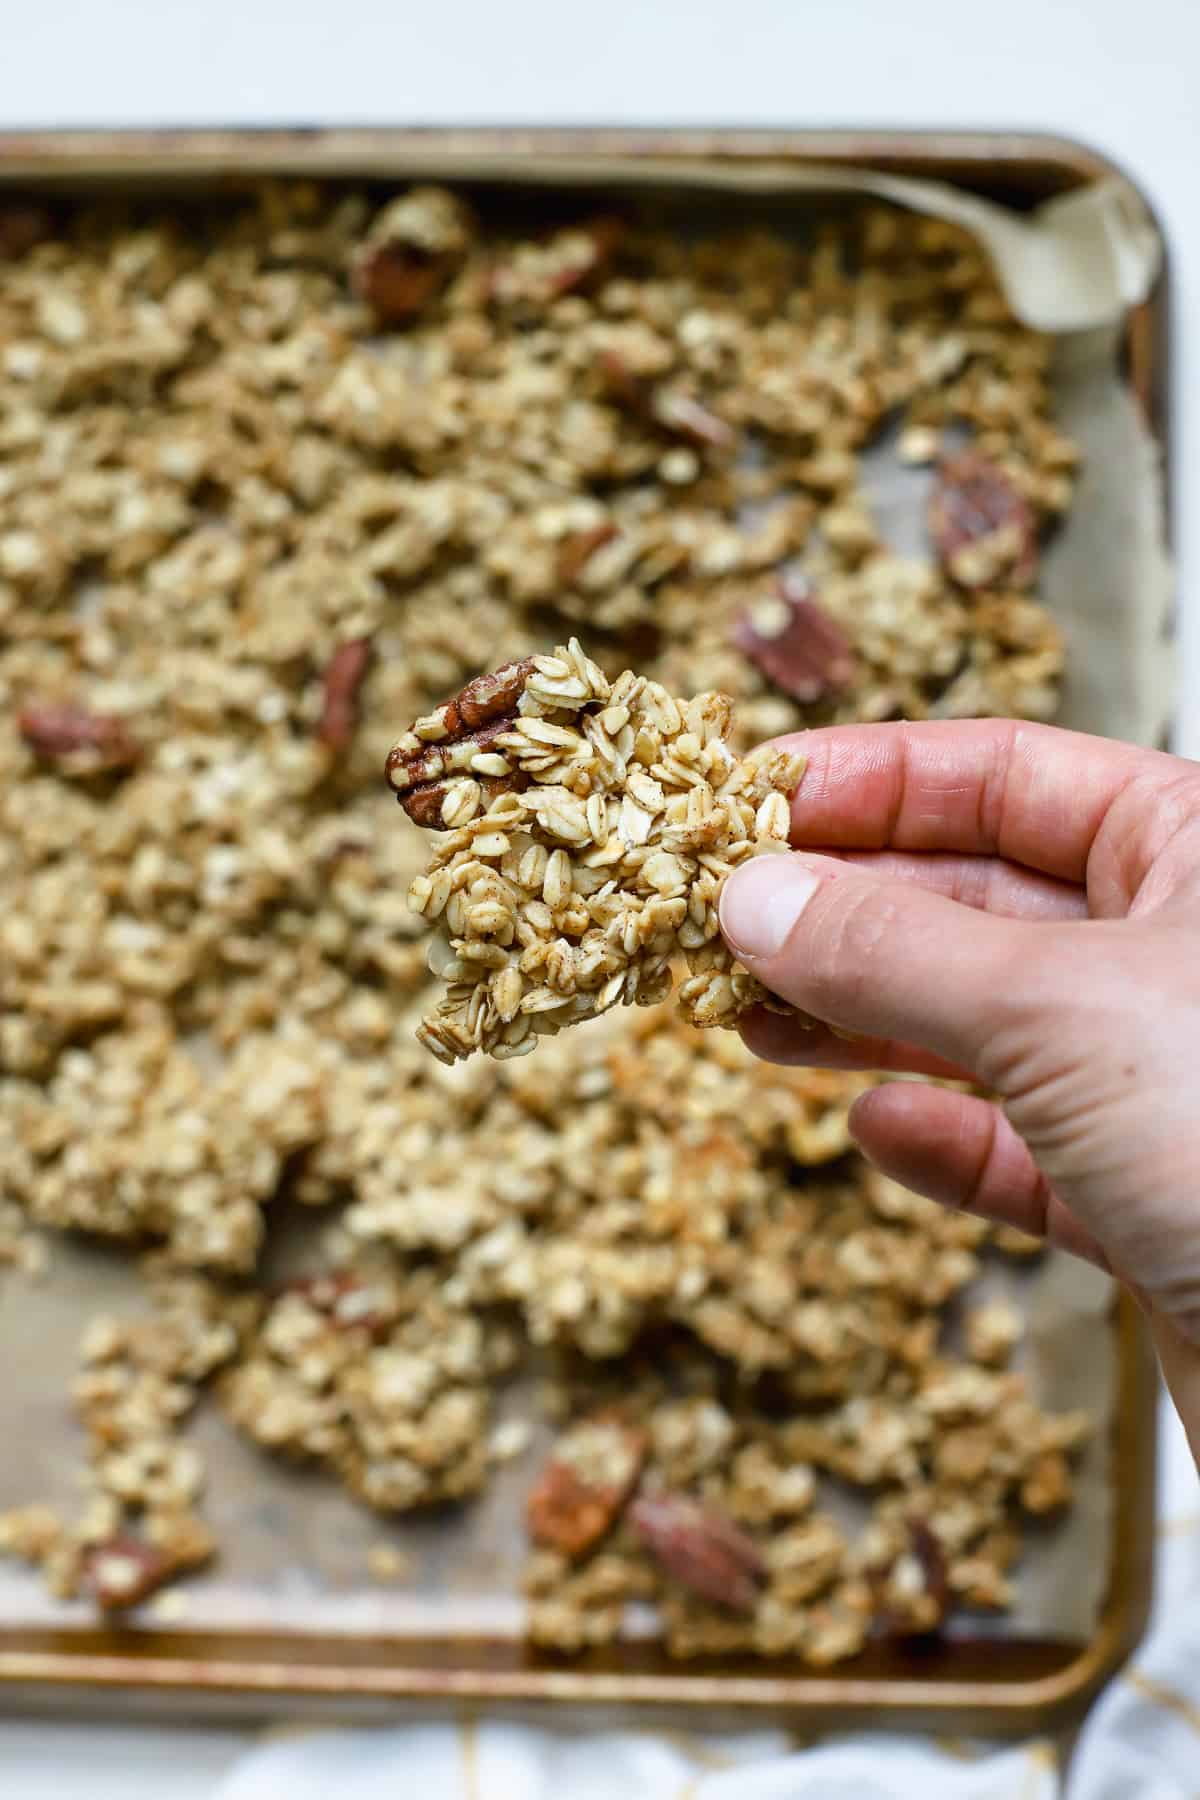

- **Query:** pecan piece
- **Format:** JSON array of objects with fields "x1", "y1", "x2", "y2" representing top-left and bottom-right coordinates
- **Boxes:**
[
  {"x1": 629, "y1": 1491, "x2": 766, "y2": 1613},
  {"x1": 18, "y1": 701, "x2": 141, "y2": 774},
  {"x1": 386, "y1": 657, "x2": 537, "y2": 827},
  {"x1": 597, "y1": 351, "x2": 735, "y2": 453},
  {"x1": 651, "y1": 390, "x2": 736, "y2": 452},
  {"x1": 928, "y1": 450, "x2": 1038, "y2": 589},
  {"x1": 527, "y1": 1414, "x2": 646, "y2": 1559},
  {"x1": 400, "y1": 769, "x2": 517, "y2": 830},
  {"x1": 596, "y1": 348, "x2": 650, "y2": 412},
  {"x1": 354, "y1": 188, "x2": 473, "y2": 326},
  {"x1": 734, "y1": 574, "x2": 856, "y2": 702},
  {"x1": 556, "y1": 522, "x2": 619, "y2": 587},
  {"x1": 357, "y1": 244, "x2": 448, "y2": 324},
  {"x1": 871, "y1": 1519, "x2": 950, "y2": 1639},
  {"x1": 388, "y1": 714, "x2": 523, "y2": 818},
  {"x1": 430, "y1": 657, "x2": 538, "y2": 738},
  {"x1": 0, "y1": 202, "x2": 51, "y2": 260},
  {"x1": 80, "y1": 1535, "x2": 181, "y2": 1612},
  {"x1": 317, "y1": 636, "x2": 372, "y2": 753}
]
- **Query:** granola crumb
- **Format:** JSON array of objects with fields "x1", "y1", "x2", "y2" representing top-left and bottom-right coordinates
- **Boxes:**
[
  {"x1": 367, "y1": 1543, "x2": 412, "y2": 1582},
  {"x1": 488, "y1": 1418, "x2": 534, "y2": 1463},
  {"x1": 147, "y1": 1587, "x2": 190, "y2": 1622},
  {"x1": 966, "y1": 1297, "x2": 1023, "y2": 1367}
]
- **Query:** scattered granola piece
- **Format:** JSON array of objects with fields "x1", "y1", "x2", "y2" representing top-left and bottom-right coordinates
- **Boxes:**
[
  {"x1": 489, "y1": 217, "x2": 621, "y2": 309},
  {"x1": 928, "y1": 449, "x2": 1038, "y2": 589},
  {"x1": 524, "y1": 1544, "x2": 655, "y2": 1651},
  {"x1": 81, "y1": 1532, "x2": 208, "y2": 1612},
  {"x1": 367, "y1": 1543, "x2": 412, "y2": 1582},
  {"x1": 224, "y1": 1265, "x2": 519, "y2": 1512},
  {"x1": 488, "y1": 1418, "x2": 533, "y2": 1463},
  {"x1": 965, "y1": 1297, "x2": 1023, "y2": 1367},
  {"x1": 0, "y1": 1504, "x2": 64, "y2": 1563},
  {"x1": 353, "y1": 187, "x2": 473, "y2": 324},
  {"x1": 896, "y1": 424, "x2": 941, "y2": 466},
  {"x1": 1020, "y1": 1450, "x2": 1073, "y2": 1516}
]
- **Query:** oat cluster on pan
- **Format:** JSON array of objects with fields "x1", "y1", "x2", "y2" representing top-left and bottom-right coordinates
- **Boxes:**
[
  {"x1": 388, "y1": 641, "x2": 806, "y2": 1062},
  {"x1": 0, "y1": 182, "x2": 1087, "y2": 1650}
]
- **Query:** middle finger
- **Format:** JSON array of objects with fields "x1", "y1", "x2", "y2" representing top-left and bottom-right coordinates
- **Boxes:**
[{"x1": 739, "y1": 1007, "x2": 975, "y2": 1081}]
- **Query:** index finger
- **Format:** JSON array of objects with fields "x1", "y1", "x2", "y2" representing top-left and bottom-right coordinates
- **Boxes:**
[{"x1": 783, "y1": 719, "x2": 1176, "y2": 885}]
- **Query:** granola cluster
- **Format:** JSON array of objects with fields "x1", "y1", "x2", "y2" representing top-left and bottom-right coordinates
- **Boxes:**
[
  {"x1": 0, "y1": 182, "x2": 1089, "y2": 1653},
  {"x1": 516, "y1": 1214, "x2": 1090, "y2": 1662},
  {"x1": 391, "y1": 642, "x2": 806, "y2": 1062},
  {"x1": 224, "y1": 1261, "x2": 521, "y2": 1511},
  {"x1": 0, "y1": 1270, "x2": 247, "y2": 1609}
]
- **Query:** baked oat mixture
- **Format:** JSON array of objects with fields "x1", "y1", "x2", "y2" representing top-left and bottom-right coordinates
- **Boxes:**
[
  {"x1": 390, "y1": 643, "x2": 807, "y2": 1061},
  {"x1": 0, "y1": 180, "x2": 1086, "y2": 1654}
]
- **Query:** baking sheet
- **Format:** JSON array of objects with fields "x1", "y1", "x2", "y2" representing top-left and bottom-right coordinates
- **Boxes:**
[
  {"x1": 0, "y1": 143, "x2": 1170, "y2": 1671},
  {"x1": 0, "y1": 1243, "x2": 1120, "y2": 1646}
]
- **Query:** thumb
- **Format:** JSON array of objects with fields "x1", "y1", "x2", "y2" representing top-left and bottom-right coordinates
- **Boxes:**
[{"x1": 719, "y1": 850, "x2": 1053, "y2": 1076}]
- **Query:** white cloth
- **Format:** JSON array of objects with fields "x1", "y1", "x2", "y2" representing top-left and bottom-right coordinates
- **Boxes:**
[{"x1": 209, "y1": 1389, "x2": 1198, "y2": 1800}]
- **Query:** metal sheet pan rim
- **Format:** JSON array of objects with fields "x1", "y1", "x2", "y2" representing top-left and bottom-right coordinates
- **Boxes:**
[{"x1": 0, "y1": 124, "x2": 1163, "y2": 1733}]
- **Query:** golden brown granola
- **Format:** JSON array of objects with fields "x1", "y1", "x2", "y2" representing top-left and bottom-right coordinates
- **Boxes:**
[
  {"x1": 0, "y1": 1270, "x2": 249, "y2": 1605},
  {"x1": 516, "y1": 1324, "x2": 1089, "y2": 1661},
  {"x1": 0, "y1": 180, "x2": 1089, "y2": 1659},
  {"x1": 222, "y1": 1260, "x2": 521, "y2": 1512},
  {"x1": 392, "y1": 641, "x2": 806, "y2": 1063}
]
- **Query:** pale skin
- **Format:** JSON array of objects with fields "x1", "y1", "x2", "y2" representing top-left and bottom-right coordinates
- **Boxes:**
[{"x1": 718, "y1": 718, "x2": 1200, "y2": 1467}]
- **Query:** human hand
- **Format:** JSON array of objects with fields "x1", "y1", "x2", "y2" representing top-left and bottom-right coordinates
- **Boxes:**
[{"x1": 719, "y1": 719, "x2": 1200, "y2": 1461}]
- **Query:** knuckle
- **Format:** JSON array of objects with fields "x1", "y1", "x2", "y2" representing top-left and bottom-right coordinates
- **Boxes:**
[
  {"x1": 975, "y1": 719, "x2": 1022, "y2": 852},
  {"x1": 959, "y1": 1106, "x2": 1005, "y2": 1216},
  {"x1": 963, "y1": 1110, "x2": 1047, "y2": 1234},
  {"x1": 1166, "y1": 1295, "x2": 1200, "y2": 1351},
  {"x1": 951, "y1": 857, "x2": 993, "y2": 912},
  {"x1": 1097, "y1": 767, "x2": 1200, "y2": 910}
]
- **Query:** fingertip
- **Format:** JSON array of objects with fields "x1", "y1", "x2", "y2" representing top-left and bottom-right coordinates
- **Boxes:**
[
  {"x1": 738, "y1": 1004, "x2": 808, "y2": 1065},
  {"x1": 848, "y1": 1081, "x2": 917, "y2": 1138},
  {"x1": 739, "y1": 1002, "x2": 851, "y2": 1067},
  {"x1": 848, "y1": 1085, "x2": 883, "y2": 1130},
  {"x1": 743, "y1": 1014, "x2": 978, "y2": 1081},
  {"x1": 846, "y1": 1082, "x2": 962, "y2": 1185},
  {"x1": 739, "y1": 1005, "x2": 848, "y2": 1068}
]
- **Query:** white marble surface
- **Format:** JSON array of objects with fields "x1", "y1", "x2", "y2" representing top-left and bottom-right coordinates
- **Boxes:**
[{"x1": 0, "y1": 0, "x2": 1196, "y2": 1788}]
